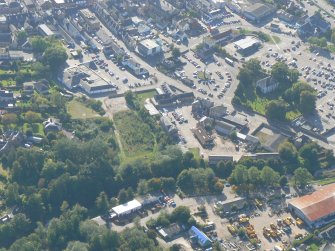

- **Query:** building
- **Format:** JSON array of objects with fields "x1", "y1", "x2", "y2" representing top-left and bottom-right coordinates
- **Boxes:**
[
  {"x1": 256, "y1": 76, "x2": 279, "y2": 94},
  {"x1": 209, "y1": 105, "x2": 227, "y2": 120},
  {"x1": 192, "y1": 126, "x2": 214, "y2": 148},
  {"x1": 110, "y1": 199, "x2": 142, "y2": 218},
  {"x1": 242, "y1": 152, "x2": 280, "y2": 160},
  {"x1": 153, "y1": 91, "x2": 195, "y2": 107},
  {"x1": 222, "y1": 115, "x2": 248, "y2": 129},
  {"x1": 189, "y1": 226, "x2": 212, "y2": 248},
  {"x1": 288, "y1": 183, "x2": 335, "y2": 228},
  {"x1": 78, "y1": 9, "x2": 100, "y2": 33},
  {"x1": 38, "y1": 24, "x2": 56, "y2": 37},
  {"x1": 204, "y1": 28, "x2": 237, "y2": 47},
  {"x1": 158, "y1": 223, "x2": 182, "y2": 240},
  {"x1": 215, "y1": 197, "x2": 246, "y2": 212},
  {"x1": 160, "y1": 115, "x2": 178, "y2": 138},
  {"x1": 234, "y1": 36, "x2": 261, "y2": 54},
  {"x1": 243, "y1": 2, "x2": 275, "y2": 22},
  {"x1": 122, "y1": 59, "x2": 148, "y2": 77},
  {"x1": 215, "y1": 121, "x2": 236, "y2": 136},
  {"x1": 138, "y1": 39, "x2": 161, "y2": 57},
  {"x1": 0, "y1": 90, "x2": 14, "y2": 103},
  {"x1": 43, "y1": 118, "x2": 62, "y2": 132},
  {"x1": 208, "y1": 155, "x2": 234, "y2": 166},
  {"x1": 298, "y1": 13, "x2": 331, "y2": 37},
  {"x1": 59, "y1": 63, "x2": 116, "y2": 95},
  {"x1": 51, "y1": 0, "x2": 89, "y2": 9}
]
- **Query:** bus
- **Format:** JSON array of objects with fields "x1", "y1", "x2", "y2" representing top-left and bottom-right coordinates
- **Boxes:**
[{"x1": 225, "y1": 57, "x2": 234, "y2": 66}]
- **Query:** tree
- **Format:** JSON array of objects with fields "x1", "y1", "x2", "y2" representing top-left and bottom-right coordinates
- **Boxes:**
[
  {"x1": 230, "y1": 165, "x2": 248, "y2": 185},
  {"x1": 25, "y1": 111, "x2": 42, "y2": 124},
  {"x1": 171, "y1": 206, "x2": 191, "y2": 224},
  {"x1": 299, "y1": 91, "x2": 316, "y2": 114},
  {"x1": 214, "y1": 160, "x2": 234, "y2": 179},
  {"x1": 24, "y1": 194, "x2": 46, "y2": 222},
  {"x1": 279, "y1": 141, "x2": 298, "y2": 163},
  {"x1": 248, "y1": 166, "x2": 261, "y2": 186},
  {"x1": 265, "y1": 100, "x2": 286, "y2": 121},
  {"x1": 237, "y1": 58, "x2": 263, "y2": 85},
  {"x1": 43, "y1": 46, "x2": 68, "y2": 71},
  {"x1": 294, "y1": 167, "x2": 313, "y2": 187},
  {"x1": 279, "y1": 176, "x2": 288, "y2": 187},
  {"x1": 95, "y1": 192, "x2": 109, "y2": 214},
  {"x1": 31, "y1": 37, "x2": 49, "y2": 53},
  {"x1": 172, "y1": 47, "x2": 181, "y2": 58},
  {"x1": 124, "y1": 91, "x2": 138, "y2": 109},
  {"x1": 118, "y1": 189, "x2": 128, "y2": 204},
  {"x1": 260, "y1": 166, "x2": 280, "y2": 187},
  {"x1": 271, "y1": 62, "x2": 289, "y2": 83},
  {"x1": 17, "y1": 30, "x2": 28, "y2": 45},
  {"x1": 1, "y1": 113, "x2": 18, "y2": 126}
]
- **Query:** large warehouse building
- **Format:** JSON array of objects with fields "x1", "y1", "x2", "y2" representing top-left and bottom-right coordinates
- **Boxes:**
[{"x1": 288, "y1": 183, "x2": 335, "y2": 228}]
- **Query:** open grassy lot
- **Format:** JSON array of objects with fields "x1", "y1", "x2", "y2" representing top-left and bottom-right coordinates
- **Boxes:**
[
  {"x1": 67, "y1": 100, "x2": 100, "y2": 119},
  {"x1": 23, "y1": 123, "x2": 45, "y2": 137},
  {"x1": 189, "y1": 147, "x2": 201, "y2": 161},
  {"x1": 136, "y1": 90, "x2": 157, "y2": 106},
  {"x1": 113, "y1": 110, "x2": 157, "y2": 161},
  {"x1": 238, "y1": 84, "x2": 301, "y2": 120}
]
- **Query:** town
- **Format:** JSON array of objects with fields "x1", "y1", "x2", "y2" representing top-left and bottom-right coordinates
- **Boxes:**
[{"x1": 0, "y1": 0, "x2": 335, "y2": 250}]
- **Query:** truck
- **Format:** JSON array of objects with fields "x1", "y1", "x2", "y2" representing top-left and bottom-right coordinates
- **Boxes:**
[{"x1": 225, "y1": 57, "x2": 234, "y2": 66}]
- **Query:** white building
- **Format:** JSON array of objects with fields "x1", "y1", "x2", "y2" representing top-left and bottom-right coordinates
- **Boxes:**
[
  {"x1": 111, "y1": 199, "x2": 142, "y2": 217},
  {"x1": 138, "y1": 39, "x2": 161, "y2": 57},
  {"x1": 256, "y1": 76, "x2": 279, "y2": 94}
]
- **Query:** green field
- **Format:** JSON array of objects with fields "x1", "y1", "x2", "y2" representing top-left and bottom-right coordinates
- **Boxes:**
[
  {"x1": 189, "y1": 147, "x2": 201, "y2": 161},
  {"x1": 270, "y1": 35, "x2": 281, "y2": 44},
  {"x1": 23, "y1": 123, "x2": 45, "y2": 137},
  {"x1": 113, "y1": 110, "x2": 157, "y2": 161},
  {"x1": 136, "y1": 90, "x2": 157, "y2": 106},
  {"x1": 67, "y1": 100, "x2": 100, "y2": 119}
]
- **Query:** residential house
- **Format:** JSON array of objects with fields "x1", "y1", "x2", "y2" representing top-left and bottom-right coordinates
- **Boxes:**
[
  {"x1": 256, "y1": 76, "x2": 279, "y2": 94},
  {"x1": 0, "y1": 90, "x2": 14, "y2": 103},
  {"x1": 34, "y1": 80, "x2": 50, "y2": 95},
  {"x1": 158, "y1": 223, "x2": 182, "y2": 240},
  {"x1": 204, "y1": 28, "x2": 237, "y2": 48},
  {"x1": 22, "y1": 82, "x2": 34, "y2": 97},
  {"x1": 78, "y1": 9, "x2": 100, "y2": 33},
  {"x1": 43, "y1": 118, "x2": 62, "y2": 132}
]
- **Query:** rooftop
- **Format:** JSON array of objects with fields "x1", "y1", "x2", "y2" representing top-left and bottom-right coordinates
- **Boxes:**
[
  {"x1": 112, "y1": 199, "x2": 142, "y2": 216},
  {"x1": 140, "y1": 39, "x2": 160, "y2": 50},
  {"x1": 234, "y1": 36, "x2": 260, "y2": 50},
  {"x1": 288, "y1": 183, "x2": 335, "y2": 222}
]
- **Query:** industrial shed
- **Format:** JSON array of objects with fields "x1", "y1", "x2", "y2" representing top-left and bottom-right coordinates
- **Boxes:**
[{"x1": 288, "y1": 183, "x2": 335, "y2": 228}]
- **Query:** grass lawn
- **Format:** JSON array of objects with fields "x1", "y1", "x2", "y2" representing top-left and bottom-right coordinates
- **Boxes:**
[
  {"x1": 197, "y1": 71, "x2": 211, "y2": 80},
  {"x1": 67, "y1": 100, "x2": 100, "y2": 119},
  {"x1": 1, "y1": 79, "x2": 16, "y2": 87},
  {"x1": 189, "y1": 147, "x2": 201, "y2": 161},
  {"x1": 114, "y1": 110, "x2": 157, "y2": 162},
  {"x1": 23, "y1": 123, "x2": 45, "y2": 137},
  {"x1": 285, "y1": 110, "x2": 301, "y2": 121},
  {"x1": 270, "y1": 35, "x2": 281, "y2": 44},
  {"x1": 136, "y1": 90, "x2": 157, "y2": 106}
]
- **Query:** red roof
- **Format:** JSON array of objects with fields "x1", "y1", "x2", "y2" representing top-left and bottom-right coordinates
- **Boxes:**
[{"x1": 289, "y1": 183, "x2": 335, "y2": 222}]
